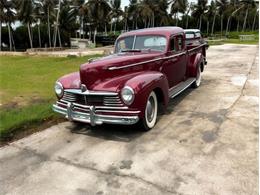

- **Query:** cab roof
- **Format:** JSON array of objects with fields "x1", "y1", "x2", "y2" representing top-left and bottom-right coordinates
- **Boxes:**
[
  {"x1": 119, "y1": 27, "x2": 184, "y2": 38},
  {"x1": 184, "y1": 29, "x2": 201, "y2": 33}
]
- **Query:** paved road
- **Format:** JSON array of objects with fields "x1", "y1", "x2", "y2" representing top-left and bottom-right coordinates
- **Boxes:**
[{"x1": 0, "y1": 44, "x2": 258, "y2": 195}]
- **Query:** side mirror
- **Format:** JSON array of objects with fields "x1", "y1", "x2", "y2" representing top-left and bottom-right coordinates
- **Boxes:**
[{"x1": 88, "y1": 58, "x2": 94, "y2": 63}]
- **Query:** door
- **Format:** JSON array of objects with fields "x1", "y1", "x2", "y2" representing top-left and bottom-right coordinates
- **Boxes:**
[{"x1": 162, "y1": 34, "x2": 187, "y2": 88}]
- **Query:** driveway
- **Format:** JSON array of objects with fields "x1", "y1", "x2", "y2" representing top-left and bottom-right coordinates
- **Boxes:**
[{"x1": 0, "y1": 44, "x2": 258, "y2": 195}]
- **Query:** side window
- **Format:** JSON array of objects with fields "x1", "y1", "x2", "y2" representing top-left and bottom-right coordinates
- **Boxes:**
[{"x1": 170, "y1": 37, "x2": 175, "y2": 51}]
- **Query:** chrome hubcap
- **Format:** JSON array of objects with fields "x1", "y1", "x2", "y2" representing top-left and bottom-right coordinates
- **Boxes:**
[
  {"x1": 196, "y1": 67, "x2": 201, "y2": 86},
  {"x1": 146, "y1": 97, "x2": 155, "y2": 122}
]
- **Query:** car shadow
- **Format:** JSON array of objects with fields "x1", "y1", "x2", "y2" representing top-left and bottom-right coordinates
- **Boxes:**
[{"x1": 70, "y1": 88, "x2": 193, "y2": 142}]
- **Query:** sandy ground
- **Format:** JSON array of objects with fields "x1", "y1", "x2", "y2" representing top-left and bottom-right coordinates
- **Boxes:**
[{"x1": 0, "y1": 44, "x2": 258, "y2": 195}]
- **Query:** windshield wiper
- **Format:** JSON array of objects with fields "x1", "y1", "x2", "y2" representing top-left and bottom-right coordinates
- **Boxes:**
[{"x1": 121, "y1": 49, "x2": 141, "y2": 52}]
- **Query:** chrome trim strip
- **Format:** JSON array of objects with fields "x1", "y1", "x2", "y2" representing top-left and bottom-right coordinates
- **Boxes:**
[
  {"x1": 103, "y1": 103, "x2": 124, "y2": 106},
  {"x1": 65, "y1": 89, "x2": 118, "y2": 96},
  {"x1": 187, "y1": 43, "x2": 206, "y2": 52},
  {"x1": 108, "y1": 51, "x2": 186, "y2": 70},
  {"x1": 169, "y1": 78, "x2": 196, "y2": 98},
  {"x1": 59, "y1": 100, "x2": 129, "y2": 110}
]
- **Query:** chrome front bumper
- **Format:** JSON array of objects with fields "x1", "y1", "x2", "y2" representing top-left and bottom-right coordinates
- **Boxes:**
[{"x1": 52, "y1": 102, "x2": 140, "y2": 126}]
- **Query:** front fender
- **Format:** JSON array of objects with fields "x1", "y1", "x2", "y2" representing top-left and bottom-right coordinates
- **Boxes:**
[
  {"x1": 124, "y1": 71, "x2": 169, "y2": 117},
  {"x1": 58, "y1": 72, "x2": 81, "y2": 89}
]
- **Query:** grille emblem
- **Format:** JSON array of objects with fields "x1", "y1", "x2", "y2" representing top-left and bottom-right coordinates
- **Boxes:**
[{"x1": 81, "y1": 84, "x2": 87, "y2": 92}]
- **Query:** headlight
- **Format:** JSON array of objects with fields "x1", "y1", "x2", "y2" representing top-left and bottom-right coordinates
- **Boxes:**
[
  {"x1": 54, "y1": 81, "x2": 63, "y2": 98},
  {"x1": 121, "y1": 86, "x2": 135, "y2": 105}
]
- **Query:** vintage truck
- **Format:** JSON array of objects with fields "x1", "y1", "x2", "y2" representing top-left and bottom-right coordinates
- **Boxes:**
[{"x1": 53, "y1": 27, "x2": 207, "y2": 131}]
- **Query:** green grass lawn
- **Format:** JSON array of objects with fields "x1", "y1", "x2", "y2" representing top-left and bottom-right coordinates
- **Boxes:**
[
  {"x1": 0, "y1": 55, "x2": 101, "y2": 141},
  {"x1": 208, "y1": 31, "x2": 259, "y2": 46}
]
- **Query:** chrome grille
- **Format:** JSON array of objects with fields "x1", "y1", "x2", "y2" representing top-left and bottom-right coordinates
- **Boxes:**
[
  {"x1": 63, "y1": 91, "x2": 77, "y2": 102},
  {"x1": 62, "y1": 91, "x2": 123, "y2": 107},
  {"x1": 103, "y1": 96, "x2": 123, "y2": 106}
]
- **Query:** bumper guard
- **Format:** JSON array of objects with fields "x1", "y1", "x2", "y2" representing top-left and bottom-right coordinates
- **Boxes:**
[{"x1": 53, "y1": 103, "x2": 139, "y2": 126}]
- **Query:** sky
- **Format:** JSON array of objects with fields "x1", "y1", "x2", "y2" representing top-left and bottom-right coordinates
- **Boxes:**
[
  {"x1": 120, "y1": 0, "x2": 198, "y2": 9},
  {"x1": 121, "y1": 0, "x2": 129, "y2": 9}
]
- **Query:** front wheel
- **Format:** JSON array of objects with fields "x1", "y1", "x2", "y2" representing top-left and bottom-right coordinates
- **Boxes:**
[
  {"x1": 140, "y1": 91, "x2": 158, "y2": 131},
  {"x1": 192, "y1": 65, "x2": 202, "y2": 88}
]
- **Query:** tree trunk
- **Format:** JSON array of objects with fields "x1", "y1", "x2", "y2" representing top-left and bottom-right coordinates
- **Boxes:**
[
  {"x1": 114, "y1": 19, "x2": 117, "y2": 34},
  {"x1": 242, "y1": 7, "x2": 248, "y2": 32},
  {"x1": 237, "y1": 19, "x2": 240, "y2": 32},
  {"x1": 220, "y1": 15, "x2": 223, "y2": 37},
  {"x1": 7, "y1": 23, "x2": 12, "y2": 51},
  {"x1": 11, "y1": 29, "x2": 15, "y2": 51},
  {"x1": 0, "y1": 21, "x2": 2, "y2": 51},
  {"x1": 27, "y1": 23, "x2": 33, "y2": 48},
  {"x1": 176, "y1": 13, "x2": 178, "y2": 26},
  {"x1": 185, "y1": 14, "x2": 189, "y2": 29},
  {"x1": 37, "y1": 23, "x2": 41, "y2": 48},
  {"x1": 199, "y1": 15, "x2": 202, "y2": 30},
  {"x1": 105, "y1": 23, "x2": 107, "y2": 35},
  {"x1": 124, "y1": 19, "x2": 127, "y2": 31},
  {"x1": 47, "y1": 7, "x2": 51, "y2": 47},
  {"x1": 207, "y1": 21, "x2": 209, "y2": 35},
  {"x1": 94, "y1": 27, "x2": 97, "y2": 46},
  {"x1": 58, "y1": 27, "x2": 61, "y2": 47},
  {"x1": 54, "y1": 0, "x2": 61, "y2": 48},
  {"x1": 82, "y1": 18, "x2": 85, "y2": 39},
  {"x1": 252, "y1": 10, "x2": 257, "y2": 31},
  {"x1": 152, "y1": 12, "x2": 155, "y2": 27},
  {"x1": 226, "y1": 16, "x2": 231, "y2": 36},
  {"x1": 211, "y1": 12, "x2": 217, "y2": 36},
  {"x1": 110, "y1": 20, "x2": 113, "y2": 33}
]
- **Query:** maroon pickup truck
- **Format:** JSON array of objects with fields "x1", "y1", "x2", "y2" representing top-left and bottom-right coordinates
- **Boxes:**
[{"x1": 53, "y1": 27, "x2": 207, "y2": 131}]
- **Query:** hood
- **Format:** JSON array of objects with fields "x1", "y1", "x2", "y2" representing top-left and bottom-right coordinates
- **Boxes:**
[{"x1": 80, "y1": 52, "x2": 163, "y2": 91}]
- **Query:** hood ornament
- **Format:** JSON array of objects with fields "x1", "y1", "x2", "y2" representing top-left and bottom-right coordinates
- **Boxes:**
[{"x1": 81, "y1": 84, "x2": 87, "y2": 92}]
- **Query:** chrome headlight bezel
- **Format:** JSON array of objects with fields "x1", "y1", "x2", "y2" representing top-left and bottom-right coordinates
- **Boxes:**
[
  {"x1": 54, "y1": 81, "x2": 64, "y2": 98},
  {"x1": 121, "y1": 86, "x2": 135, "y2": 105}
]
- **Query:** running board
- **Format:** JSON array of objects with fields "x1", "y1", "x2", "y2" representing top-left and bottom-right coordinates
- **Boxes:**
[{"x1": 169, "y1": 78, "x2": 196, "y2": 98}]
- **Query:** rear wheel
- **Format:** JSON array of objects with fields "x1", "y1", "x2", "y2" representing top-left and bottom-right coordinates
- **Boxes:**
[
  {"x1": 192, "y1": 65, "x2": 202, "y2": 88},
  {"x1": 140, "y1": 91, "x2": 158, "y2": 131}
]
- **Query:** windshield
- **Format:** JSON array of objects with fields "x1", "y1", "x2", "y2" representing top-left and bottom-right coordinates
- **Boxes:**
[{"x1": 115, "y1": 35, "x2": 167, "y2": 53}]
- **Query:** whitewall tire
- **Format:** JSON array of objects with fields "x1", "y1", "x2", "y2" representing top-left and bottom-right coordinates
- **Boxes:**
[
  {"x1": 192, "y1": 65, "x2": 202, "y2": 88},
  {"x1": 141, "y1": 91, "x2": 158, "y2": 131}
]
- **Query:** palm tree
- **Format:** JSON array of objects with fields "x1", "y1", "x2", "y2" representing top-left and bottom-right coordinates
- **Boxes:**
[
  {"x1": 122, "y1": 6, "x2": 129, "y2": 31},
  {"x1": 109, "y1": 0, "x2": 123, "y2": 34},
  {"x1": 216, "y1": 0, "x2": 228, "y2": 36},
  {"x1": 137, "y1": 0, "x2": 154, "y2": 28},
  {"x1": 16, "y1": 0, "x2": 35, "y2": 49},
  {"x1": 0, "y1": 0, "x2": 16, "y2": 51},
  {"x1": 225, "y1": 4, "x2": 244, "y2": 35},
  {"x1": 240, "y1": 0, "x2": 256, "y2": 31},
  {"x1": 128, "y1": 0, "x2": 139, "y2": 29},
  {"x1": 34, "y1": 1, "x2": 44, "y2": 48},
  {"x1": 207, "y1": 0, "x2": 217, "y2": 35},
  {"x1": 170, "y1": 0, "x2": 188, "y2": 26},
  {"x1": 252, "y1": 8, "x2": 258, "y2": 31},
  {"x1": 0, "y1": 0, "x2": 4, "y2": 51},
  {"x1": 42, "y1": 0, "x2": 56, "y2": 47},
  {"x1": 86, "y1": 0, "x2": 111, "y2": 45},
  {"x1": 153, "y1": 0, "x2": 169, "y2": 27},
  {"x1": 184, "y1": 2, "x2": 193, "y2": 29},
  {"x1": 70, "y1": 0, "x2": 86, "y2": 39},
  {"x1": 59, "y1": 2, "x2": 78, "y2": 45}
]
